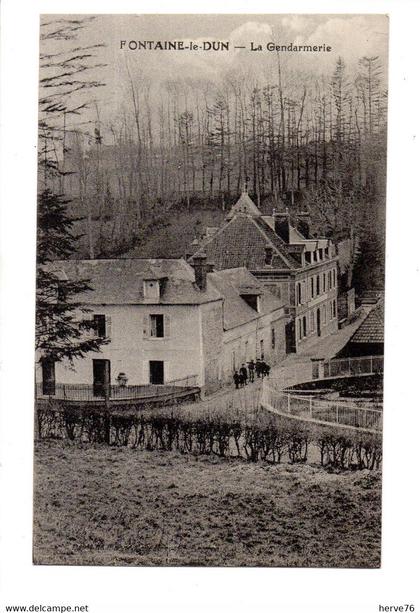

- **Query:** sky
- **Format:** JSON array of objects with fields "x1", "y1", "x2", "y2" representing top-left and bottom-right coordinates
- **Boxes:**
[{"x1": 39, "y1": 14, "x2": 389, "y2": 134}]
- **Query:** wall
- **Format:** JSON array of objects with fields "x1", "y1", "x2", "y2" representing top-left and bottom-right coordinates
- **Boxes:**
[
  {"x1": 38, "y1": 303, "x2": 204, "y2": 387},
  {"x1": 293, "y1": 259, "x2": 339, "y2": 351},
  {"x1": 220, "y1": 309, "x2": 287, "y2": 385},
  {"x1": 200, "y1": 300, "x2": 225, "y2": 393}
]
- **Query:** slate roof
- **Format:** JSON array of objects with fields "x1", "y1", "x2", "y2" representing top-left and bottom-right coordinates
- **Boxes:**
[
  {"x1": 191, "y1": 214, "x2": 301, "y2": 271},
  {"x1": 47, "y1": 259, "x2": 222, "y2": 305},
  {"x1": 208, "y1": 268, "x2": 285, "y2": 330},
  {"x1": 226, "y1": 191, "x2": 262, "y2": 220},
  {"x1": 350, "y1": 301, "x2": 384, "y2": 344}
]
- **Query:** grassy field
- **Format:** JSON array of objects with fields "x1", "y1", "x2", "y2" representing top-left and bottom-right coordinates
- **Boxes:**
[{"x1": 33, "y1": 441, "x2": 381, "y2": 567}]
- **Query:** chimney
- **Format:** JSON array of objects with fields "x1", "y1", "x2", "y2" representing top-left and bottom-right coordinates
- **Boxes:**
[
  {"x1": 296, "y1": 212, "x2": 310, "y2": 238},
  {"x1": 264, "y1": 245, "x2": 273, "y2": 266},
  {"x1": 192, "y1": 253, "x2": 207, "y2": 291},
  {"x1": 274, "y1": 209, "x2": 291, "y2": 243}
]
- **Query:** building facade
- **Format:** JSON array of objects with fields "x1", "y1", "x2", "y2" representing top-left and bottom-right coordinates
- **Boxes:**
[
  {"x1": 36, "y1": 258, "x2": 287, "y2": 395},
  {"x1": 188, "y1": 191, "x2": 339, "y2": 352}
]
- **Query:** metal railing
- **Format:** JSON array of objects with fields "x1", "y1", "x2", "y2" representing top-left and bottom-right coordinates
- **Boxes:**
[
  {"x1": 261, "y1": 380, "x2": 382, "y2": 433},
  {"x1": 35, "y1": 374, "x2": 199, "y2": 402},
  {"x1": 313, "y1": 355, "x2": 384, "y2": 380}
]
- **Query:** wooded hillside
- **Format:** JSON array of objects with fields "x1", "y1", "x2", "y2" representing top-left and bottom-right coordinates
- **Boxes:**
[{"x1": 39, "y1": 17, "x2": 387, "y2": 290}]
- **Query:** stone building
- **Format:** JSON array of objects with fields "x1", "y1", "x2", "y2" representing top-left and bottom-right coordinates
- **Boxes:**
[
  {"x1": 36, "y1": 258, "x2": 287, "y2": 395},
  {"x1": 188, "y1": 191, "x2": 339, "y2": 353}
]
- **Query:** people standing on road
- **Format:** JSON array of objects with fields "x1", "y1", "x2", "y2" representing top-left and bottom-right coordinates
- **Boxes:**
[
  {"x1": 262, "y1": 361, "x2": 271, "y2": 378},
  {"x1": 233, "y1": 370, "x2": 241, "y2": 389},
  {"x1": 240, "y1": 363, "x2": 248, "y2": 386},
  {"x1": 248, "y1": 359, "x2": 255, "y2": 383},
  {"x1": 256, "y1": 358, "x2": 262, "y2": 378}
]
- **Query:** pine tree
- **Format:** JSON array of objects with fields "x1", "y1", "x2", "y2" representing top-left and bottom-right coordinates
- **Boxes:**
[{"x1": 36, "y1": 189, "x2": 108, "y2": 363}]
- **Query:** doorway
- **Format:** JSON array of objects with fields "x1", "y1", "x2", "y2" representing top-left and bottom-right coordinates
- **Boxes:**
[
  {"x1": 149, "y1": 360, "x2": 164, "y2": 384},
  {"x1": 93, "y1": 359, "x2": 111, "y2": 397},
  {"x1": 316, "y1": 308, "x2": 321, "y2": 337},
  {"x1": 41, "y1": 358, "x2": 56, "y2": 395}
]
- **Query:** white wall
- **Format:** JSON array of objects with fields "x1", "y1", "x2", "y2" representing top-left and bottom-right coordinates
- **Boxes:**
[{"x1": 38, "y1": 303, "x2": 204, "y2": 386}]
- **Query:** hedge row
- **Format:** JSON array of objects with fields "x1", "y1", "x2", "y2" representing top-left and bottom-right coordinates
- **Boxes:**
[{"x1": 36, "y1": 405, "x2": 382, "y2": 470}]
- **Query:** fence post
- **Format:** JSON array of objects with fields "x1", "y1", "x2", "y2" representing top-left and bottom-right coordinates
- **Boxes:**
[
  {"x1": 104, "y1": 384, "x2": 111, "y2": 445},
  {"x1": 287, "y1": 393, "x2": 291, "y2": 413},
  {"x1": 309, "y1": 396, "x2": 313, "y2": 418}
]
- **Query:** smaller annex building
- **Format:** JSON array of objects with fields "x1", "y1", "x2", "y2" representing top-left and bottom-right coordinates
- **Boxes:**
[
  {"x1": 337, "y1": 299, "x2": 384, "y2": 358},
  {"x1": 36, "y1": 257, "x2": 288, "y2": 396}
]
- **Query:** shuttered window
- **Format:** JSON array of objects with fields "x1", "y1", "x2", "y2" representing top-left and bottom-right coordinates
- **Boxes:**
[
  {"x1": 93, "y1": 314, "x2": 106, "y2": 338},
  {"x1": 146, "y1": 314, "x2": 170, "y2": 338}
]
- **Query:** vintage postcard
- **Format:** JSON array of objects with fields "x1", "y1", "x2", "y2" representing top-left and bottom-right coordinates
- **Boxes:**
[{"x1": 33, "y1": 14, "x2": 387, "y2": 568}]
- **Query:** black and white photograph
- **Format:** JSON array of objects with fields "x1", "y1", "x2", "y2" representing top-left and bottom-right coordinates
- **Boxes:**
[
  {"x1": 3, "y1": 0, "x2": 420, "y2": 610},
  {"x1": 32, "y1": 13, "x2": 388, "y2": 569}
]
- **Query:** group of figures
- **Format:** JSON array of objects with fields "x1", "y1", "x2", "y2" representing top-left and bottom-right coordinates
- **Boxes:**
[{"x1": 233, "y1": 359, "x2": 271, "y2": 389}]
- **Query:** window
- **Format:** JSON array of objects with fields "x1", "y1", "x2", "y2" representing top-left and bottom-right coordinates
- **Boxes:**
[
  {"x1": 333, "y1": 299, "x2": 337, "y2": 318},
  {"x1": 260, "y1": 339, "x2": 265, "y2": 359},
  {"x1": 323, "y1": 273, "x2": 326, "y2": 293},
  {"x1": 150, "y1": 314, "x2": 164, "y2": 337},
  {"x1": 93, "y1": 314, "x2": 106, "y2": 338},
  {"x1": 297, "y1": 282, "x2": 302, "y2": 305},
  {"x1": 271, "y1": 327, "x2": 275, "y2": 349},
  {"x1": 316, "y1": 275, "x2": 320, "y2": 296},
  {"x1": 298, "y1": 319, "x2": 302, "y2": 340},
  {"x1": 328, "y1": 271, "x2": 332, "y2": 290},
  {"x1": 241, "y1": 293, "x2": 260, "y2": 312},
  {"x1": 333, "y1": 269, "x2": 336, "y2": 288},
  {"x1": 302, "y1": 316, "x2": 307, "y2": 337},
  {"x1": 311, "y1": 277, "x2": 314, "y2": 299}
]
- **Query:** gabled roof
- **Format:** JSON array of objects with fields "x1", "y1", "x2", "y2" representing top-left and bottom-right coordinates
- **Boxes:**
[
  {"x1": 191, "y1": 214, "x2": 301, "y2": 271},
  {"x1": 208, "y1": 268, "x2": 285, "y2": 330},
  {"x1": 350, "y1": 301, "x2": 384, "y2": 344},
  {"x1": 226, "y1": 191, "x2": 262, "y2": 220},
  {"x1": 47, "y1": 259, "x2": 222, "y2": 305}
]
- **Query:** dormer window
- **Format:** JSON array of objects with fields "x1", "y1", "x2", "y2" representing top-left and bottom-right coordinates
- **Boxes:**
[
  {"x1": 240, "y1": 288, "x2": 262, "y2": 312},
  {"x1": 143, "y1": 279, "x2": 161, "y2": 302}
]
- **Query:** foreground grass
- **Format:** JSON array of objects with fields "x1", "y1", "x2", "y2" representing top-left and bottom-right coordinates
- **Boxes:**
[{"x1": 33, "y1": 441, "x2": 381, "y2": 567}]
